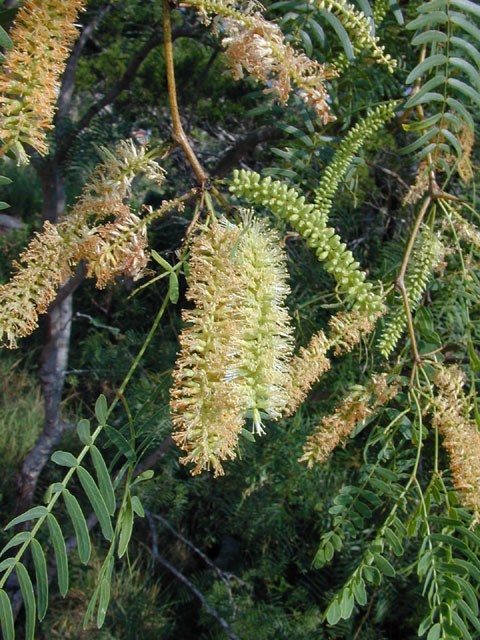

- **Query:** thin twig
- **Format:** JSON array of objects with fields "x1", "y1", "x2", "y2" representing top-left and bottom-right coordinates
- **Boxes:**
[
  {"x1": 146, "y1": 513, "x2": 242, "y2": 640},
  {"x1": 396, "y1": 195, "x2": 432, "y2": 374},
  {"x1": 163, "y1": 0, "x2": 208, "y2": 185},
  {"x1": 146, "y1": 510, "x2": 244, "y2": 614}
]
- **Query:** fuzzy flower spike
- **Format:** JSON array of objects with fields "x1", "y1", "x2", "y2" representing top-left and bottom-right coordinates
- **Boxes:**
[
  {"x1": 170, "y1": 214, "x2": 294, "y2": 475},
  {"x1": 0, "y1": 0, "x2": 87, "y2": 161}
]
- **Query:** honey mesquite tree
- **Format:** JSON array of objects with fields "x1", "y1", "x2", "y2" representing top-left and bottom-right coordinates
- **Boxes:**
[{"x1": 0, "y1": 0, "x2": 479, "y2": 638}]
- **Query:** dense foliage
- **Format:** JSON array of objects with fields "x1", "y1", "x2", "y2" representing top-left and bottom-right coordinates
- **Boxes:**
[{"x1": 0, "y1": 0, "x2": 479, "y2": 638}]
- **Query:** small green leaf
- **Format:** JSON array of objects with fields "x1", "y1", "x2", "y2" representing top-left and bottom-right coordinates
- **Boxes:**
[
  {"x1": 376, "y1": 556, "x2": 392, "y2": 581},
  {"x1": 97, "y1": 556, "x2": 114, "y2": 628},
  {"x1": 240, "y1": 428, "x2": 255, "y2": 442},
  {"x1": 0, "y1": 558, "x2": 16, "y2": 572},
  {"x1": 17, "y1": 563, "x2": 36, "y2": 640},
  {"x1": 105, "y1": 426, "x2": 135, "y2": 462},
  {"x1": 83, "y1": 586, "x2": 100, "y2": 629},
  {"x1": 95, "y1": 395, "x2": 108, "y2": 424},
  {"x1": 406, "y1": 54, "x2": 447, "y2": 84},
  {"x1": 31, "y1": 539, "x2": 48, "y2": 621},
  {"x1": 169, "y1": 271, "x2": 179, "y2": 304},
  {"x1": 340, "y1": 589, "x2": 354, "y2": 620},
  {"x1": 118, "y1": 495, "x2": 134, "y2": 558},
  {"x1": 51, "y1": 451, "x2": 78, "y2": 468},
  {"x1": 133, "y1": 469, "x2": 154, "y2": 484},
  {"x1": 63, "y1": 489, "x2": 91, "y2": 565},
  {"x1": 353, "y1": 578, "x2": 367, "y2": 606},
  {"x1": 0, "y1": 176, "x2": 12, "y2": 185},
  {"x1": 406, "y1": 11, "x2": 447, "y2": 29},
  {"x1": 448, "y1": 78, "x2": 480, "y2": 108},
  {"x1": 77, "y1": 419, "x2": 92, "y2": 445},
  {"x1": 0, "y1": 25, "x2": 12, "y2": 49},
  {"x1": 90, "y1": 446, "x2": 116, "y2": 516},
  {"x1": 325, "y1": 598, "x2": 342, "y2": 625},
  {"x1": 320, "y1": 10, "x2": 354, "y2": 59},
  {"x1": 0, "y1": 589, "x2": 14, "y2": 640},
  {"x1": 47, "y1": 515, "x2": 68, "y2": 597},
  {"x1": 4, "y1": 506, "x2": 48, "y2": 531},
  {"x1": 0, "y1": 531, "x2": 31, "y2": 557},
  {"x1": 0, "y1": 202, "x2": 9, "y2": 211},
  {"x1": 77, "y1": 467, "x2": 113, "y2": 541},
  {"x1": 362, "y1": 565, "x2": 381, "y2": 584},
  {"x1": 384, "y1": 528, "x2": 404, "y2": 556},
  {"x1": 446, "y1": 97, "x2": 475, "y2": 133},
  {"x1": 450, "y1": 0, "x2": 480, "y2": 18},
  {"x1": 450, "y1": 36, "x2": 480, "y2": 69},
  {"x1": 151, "y1": 250, "x2": 173, "y2": 272},
  {"x1": 131, "y1": 496, "x2": 145, "y2": 518},
  {"x1": 427, "y1": 623, "x2": 441, "y2": 640},
  {"x1": 411, "y1": 30, "x2": 448, "y2": 45}
]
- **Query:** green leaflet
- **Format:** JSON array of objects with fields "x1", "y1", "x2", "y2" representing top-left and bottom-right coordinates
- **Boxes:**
[
  {"x1": 63, "y1": 489, "x2": 91, "y2": 564},
  {"x1": 47, "y1": 514, "x2": 68, "y2": 597},
  {"x1": 77, "y1": 467, "x2": 113, "y2": 540},
  {"x1": 16, "y1": 563, "x2": 36, "y2": 640},
  {"x1": 31, "y1": 539, "x2": 48, "y2": 622},
  {"x1": 450, "y1": 36, "x2": 480, "y2": 69},
  {"x1": 76, "y1": 419, "x2": 92, "y2": 445},
  {"x1": 319, "y1": 10, "x2": 354, "y2": 59},
  {"x1": 4, "y1": 506, "x2": 48, "y2": 531},
  {"x1": 0, "y1": 589, "x2": 14, "y2": 640},
  {"x1": 90, "y1": 445, "x2": 116, "y2": 515},
  {"x1": 448, "y1": 78, "x2": 480, "y2": 108},
  {"x1": 97, "y1": 555, "x2": 114, "y2": 628},
  {"x1": 449, "y1": 57, "x2": 480, "y2": 92},
  {"x1": 0, "y1": 532, "x2": 31, "y2": 557},
  {"x1": 406, "y1": 54, "x2": 447, "y2": 84},
  {"x1": 450, "y1": 0, "x2": 480, "y2": 18},
  {"x1": 117, "y1": 494, "x2": 134, "y2": 558},
  {"x1": 105, "y1": 425, "x2": 135, "y2": 462},
  {"x1": 95, "y1": 394, "x2": 108, "y2": 424},
  {"x1": 51, "y1": 451, "x2": 78, "y2": 467}
]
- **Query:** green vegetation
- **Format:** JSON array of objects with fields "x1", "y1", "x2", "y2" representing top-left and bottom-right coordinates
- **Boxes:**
[{"x1": 0, "y1": 0, "x2": 479, "y2": 638}]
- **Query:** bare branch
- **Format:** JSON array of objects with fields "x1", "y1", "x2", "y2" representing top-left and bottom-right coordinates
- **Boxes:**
[
  {"x1": 213, "y1": 126, "x2": 282, "y2": 178},
  {"x1": 56, "y1": 2, "x2": 114, "y2": 123},
  {"x1": 146, "y1": 512, "x2": 242, "y2": 640}
]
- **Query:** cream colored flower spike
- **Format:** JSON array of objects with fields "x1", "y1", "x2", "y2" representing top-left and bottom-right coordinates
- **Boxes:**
[
  {"x1": 170, "y1": 215, "x2": 295, "y2": 475},
  {"x1": 0, "y1": 0, "x2": 87, "y2": 161}
]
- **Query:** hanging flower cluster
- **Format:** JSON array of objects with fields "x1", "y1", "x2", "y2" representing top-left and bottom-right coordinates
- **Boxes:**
[
  {"x1": 299, "y1": 373, "x2": 398, "y2": 467},
  {"x1": 0, "y1": 0, "x2": 87, "y2": 161},
  {"x1": 0, "y1": 141, "x2": 165, "y2": 347},
  {"x1": 182, "y1": 0, "x2": 336, "y2": 123},
  {"x1": 170, "y1": 215, "x2": 294, "y2": 475},
  {"x1": 432, "y1": 365, "x2": 480, "y2": 522}
]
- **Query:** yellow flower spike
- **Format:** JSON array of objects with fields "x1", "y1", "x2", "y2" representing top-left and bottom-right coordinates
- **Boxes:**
[
  {"x1": 299, "y1": 374, "x2": 398, "y2": 468},
  {"x1": 0, "y1": 0, "x2": 88, "y2": 160},
  {"x1": 171, "y1": 215, "x2": 295, "y2": 474},
  {"x1": 432, "y1": 365, "x2": 480, "y2": 523}
]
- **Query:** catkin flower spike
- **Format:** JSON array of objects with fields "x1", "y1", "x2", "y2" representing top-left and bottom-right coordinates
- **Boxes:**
[
  {"x1": 432, "y1": 365, "x2": 480, "y2": 523},
  {"x1": 0, "y1": 141, "x2": 165, "y2": 347},
  {"x1": 170, "y1": 214, "x2": 295, "y2": 475},
  {"x1": 182, "y1": 0, "x2": 336, "y2": 122},
  {"x1": 170, "y1": 219, "x2": 247, "y2": 476},
  {"x1": 299, "y1": 373, "x2": 398, "y2": 467},
  {"x1": 0, "y1": 0, "x2": 88, "y2": 161},
  {"x1": 379, "y1": 226, "x2": 445, "y2": 358},
  {"x1": 315, "y1": 0, "x2": 396, "y2": 73}
]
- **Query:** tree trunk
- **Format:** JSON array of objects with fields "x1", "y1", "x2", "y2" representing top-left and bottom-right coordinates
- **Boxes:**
[{"x1": 14, "y1": 162, "x2": 73, "y2": 515}]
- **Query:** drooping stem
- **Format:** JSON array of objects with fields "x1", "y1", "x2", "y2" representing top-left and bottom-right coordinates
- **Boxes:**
[
  {"x1": 396, "y1": 195, "x2": 432, "y2": 371},
  {"x1": 163, "y1": 0, "x2": 208, "y2": 184}
]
